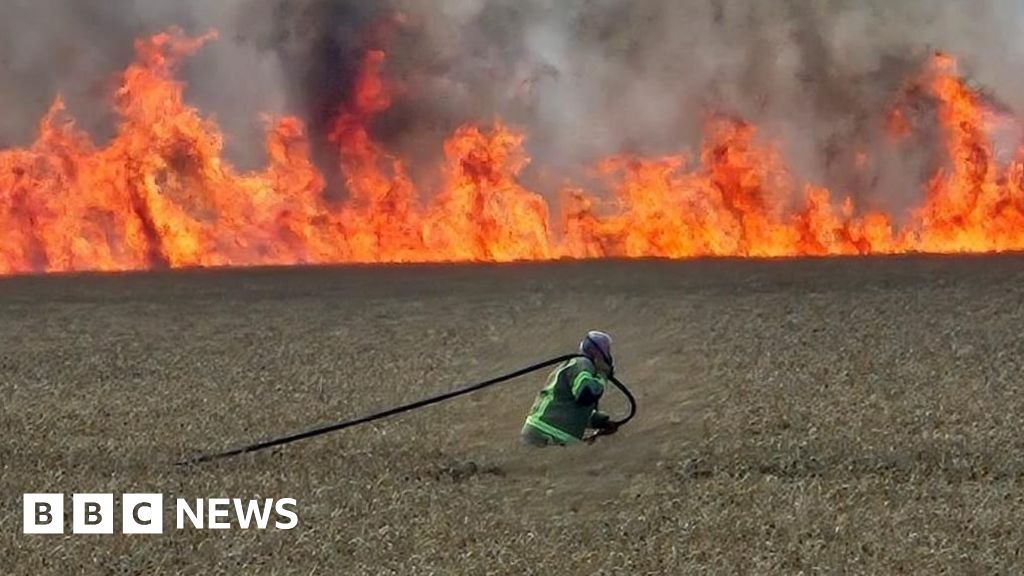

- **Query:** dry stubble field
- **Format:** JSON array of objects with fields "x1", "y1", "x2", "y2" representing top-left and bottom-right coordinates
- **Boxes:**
[{"x1": 2, "y1": 256, "x2": 1024, "y2": 574}]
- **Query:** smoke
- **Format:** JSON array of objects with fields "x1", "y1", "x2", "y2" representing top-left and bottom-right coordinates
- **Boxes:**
[
  {"x1": 2, "y1": 0, "x2": 1023, "y2": 211},
  {"x1": 0, "y1": 0, "x2": 289, "y2": 168}
]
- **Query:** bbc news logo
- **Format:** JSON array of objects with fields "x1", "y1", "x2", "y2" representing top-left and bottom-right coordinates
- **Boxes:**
[{"x1": 23, "y1": 494, "x2": 298, "y2": 534}]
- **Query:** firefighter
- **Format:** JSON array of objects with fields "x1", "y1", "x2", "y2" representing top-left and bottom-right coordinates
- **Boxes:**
[{"x1": 521, "y1": 330, "x2": 618, "y2": 446}]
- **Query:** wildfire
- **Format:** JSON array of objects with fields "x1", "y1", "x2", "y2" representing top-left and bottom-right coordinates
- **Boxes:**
[{"x1": 2, "y1": 29, "x2": 1024, "y2": 275}]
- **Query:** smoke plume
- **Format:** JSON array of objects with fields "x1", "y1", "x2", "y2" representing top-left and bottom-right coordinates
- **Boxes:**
[{"x1": 2, "y1": 0, "x2": 1024, "y2": 209}]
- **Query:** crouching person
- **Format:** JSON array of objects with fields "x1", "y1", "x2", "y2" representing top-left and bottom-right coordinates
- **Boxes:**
[{"x1": 521, "y1": 331, "x2": 618, "y2": 446}]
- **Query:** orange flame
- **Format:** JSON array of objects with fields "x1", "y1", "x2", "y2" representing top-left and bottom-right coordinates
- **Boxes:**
[{"x1": 2, "y1": 31, "x2": 1024, "y2": 275}]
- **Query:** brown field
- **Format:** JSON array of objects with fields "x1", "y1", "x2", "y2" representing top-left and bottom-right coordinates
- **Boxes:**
[{"x1": 2, "y1": 256, "x2": 1024, "y2": 574}]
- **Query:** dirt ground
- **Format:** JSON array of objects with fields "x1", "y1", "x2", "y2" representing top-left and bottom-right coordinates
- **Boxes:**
[{"x1": 2, "y1": 256, "x2": 1024, "y2": 574}]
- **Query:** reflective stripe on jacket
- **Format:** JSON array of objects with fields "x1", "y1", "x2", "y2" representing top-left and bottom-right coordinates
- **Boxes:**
[{"x1": 523, "y1": 357, "x2": 607, "y2": 443}]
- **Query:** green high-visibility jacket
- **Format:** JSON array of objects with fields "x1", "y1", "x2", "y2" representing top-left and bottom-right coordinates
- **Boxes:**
[{"x1": 523, "y1": 357, "x2": 611, "y2": 444}]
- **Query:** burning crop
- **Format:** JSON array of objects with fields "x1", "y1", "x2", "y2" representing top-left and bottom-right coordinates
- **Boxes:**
[{"x1": 2, "y1": 28, "x2": 1024, "y2": 275}]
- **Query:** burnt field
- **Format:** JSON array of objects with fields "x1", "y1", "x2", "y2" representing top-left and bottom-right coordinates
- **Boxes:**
[{"x1": 2, "y1": 256, "x2": 1024, "y2": 574}]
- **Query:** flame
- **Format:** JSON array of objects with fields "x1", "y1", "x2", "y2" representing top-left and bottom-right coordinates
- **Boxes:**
[
  {"x1": 424, "y1": 123, "x2": 552, "y2": 262},
  {"x1": 2, "y1": 30, "x2": 1024, "y2": 275},
  {"x1": 912, "y1": 54, "x2": 1024, "y2": 253}
]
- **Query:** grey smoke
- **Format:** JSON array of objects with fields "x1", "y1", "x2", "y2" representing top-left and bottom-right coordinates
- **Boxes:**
[
  {"x1": 2, "y1": 0, "x2": 1023, "y2": 215},
  {"x1": 0, "y1": 0, "x2": 290, "y2": 168}
]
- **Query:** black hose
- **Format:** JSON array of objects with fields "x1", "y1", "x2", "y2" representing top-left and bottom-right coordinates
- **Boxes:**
[
  {"x1": 606, "y1": 374, "x2": 637, "y2": 426},
  {"x1": 179, "y1": 353, "x2": 637, "y2": 465}
]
